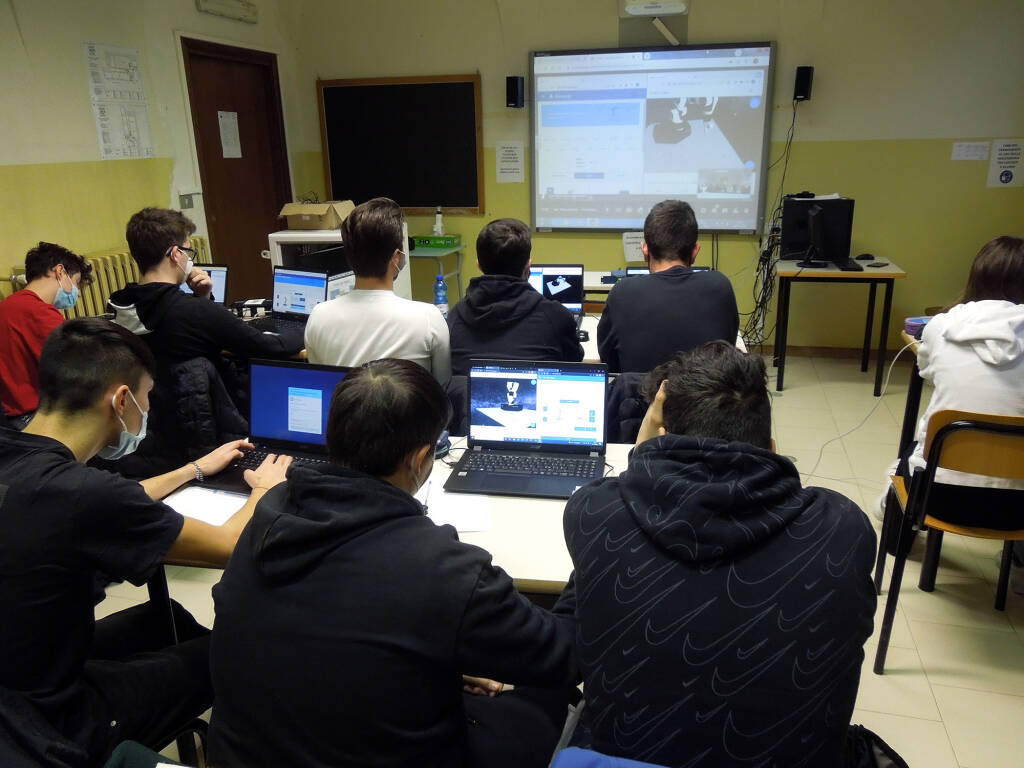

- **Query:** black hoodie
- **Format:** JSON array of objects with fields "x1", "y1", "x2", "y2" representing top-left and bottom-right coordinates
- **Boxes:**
[
  {"x1": 564, "y1": 434, "x2": 877, "y2": 767},
  {"x1": 448, "y1": 274, "x2": 583, "y2": 376},
  {"x1": 208, "y1": 464, "x2": 578, "y2": 768},
  {"x1": 108, "y1": 281, "x2": 303, "y2": 366}
]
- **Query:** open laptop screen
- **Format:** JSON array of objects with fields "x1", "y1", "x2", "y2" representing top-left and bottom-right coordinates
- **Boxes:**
[
  {"x1": 527, "y1": 264, "x2": 584, "y2": 312},
  {"x1": 272, "y1": 268, "x2": 328, "y2": 317},
  {"x1": 249, "y1": 360, "x2": 349, "y2": 447},
  {"x1": 180, "y1": 264, "x2": 229, "y2": 304},
  {"x1": 468, "y1": 361, "x2": 606, "y2": 448},
  {"x1": 327, "y1": 270, "x2": 355, "y2": 300}
]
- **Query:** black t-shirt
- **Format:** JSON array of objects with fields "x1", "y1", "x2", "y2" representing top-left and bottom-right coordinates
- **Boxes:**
[
  {"x1": 0, "y1": 429, "x2": 183, "y2": 715},
  {"x1": 597, "y1": 265, "x2": 739, "y2": 373}
]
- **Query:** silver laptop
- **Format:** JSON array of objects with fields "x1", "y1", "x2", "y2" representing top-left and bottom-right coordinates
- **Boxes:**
[
  {"x1": 327, "y1": 270, "x2": 355, "y2": 300},
  {"x1": 444, "y1": 360, "x2": 608, "y2": 500}
]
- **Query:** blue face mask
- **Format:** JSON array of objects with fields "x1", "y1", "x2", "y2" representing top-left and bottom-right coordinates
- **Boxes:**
[
  {"x1": 97, "y1": 390, "x2": 148, "y2": 460},
  {"x1": 53, "y1": 270, "x2": 78, "y2": 310}
]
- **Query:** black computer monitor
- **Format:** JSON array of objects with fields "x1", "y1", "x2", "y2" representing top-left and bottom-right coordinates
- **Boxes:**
[{"x1": 780, "y1": 197, "x2": 855, "y2": 266}]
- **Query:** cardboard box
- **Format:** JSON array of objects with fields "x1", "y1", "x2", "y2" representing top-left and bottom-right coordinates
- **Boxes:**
[{"x1": 279, "y1": 200, "x2": 355, "y2": 230}]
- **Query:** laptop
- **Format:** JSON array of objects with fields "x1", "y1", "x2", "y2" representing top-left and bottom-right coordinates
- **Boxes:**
[
  {"x1": 443, "y1": 360, "x2": 608, "y2": 500},
  {"x1": 527, "y1": 264, "x2": 585, "y2": 329},
  {"x1": 180, "y1": 264, "x2": 229, "y2": 304},
  {"x1": 203, "y1": 358, "x2": 350, "y2": 493},
  {"x1": 250, "y1": 267, "x2": 328, "y2": 333},
  {"x1": 327, "y1": 270, "x2": 356, "y2": 300},
  {"x1": 626, "y1": 265, "x2": 710, "y2": 276}
]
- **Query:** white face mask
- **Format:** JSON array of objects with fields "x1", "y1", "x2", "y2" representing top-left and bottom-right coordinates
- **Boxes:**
[{"x1": 97, "y1": 389, "x2": 148, "y2": 460}]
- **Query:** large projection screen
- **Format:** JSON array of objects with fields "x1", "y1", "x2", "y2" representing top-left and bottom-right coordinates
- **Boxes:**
[{"x1": 531, "y1": 42, "x2": 775, "y2": 234}]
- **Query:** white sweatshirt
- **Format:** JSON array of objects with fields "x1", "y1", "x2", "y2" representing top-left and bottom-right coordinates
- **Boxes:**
[
  {"x1": 910, "y1": 300, "x2": 1024, "y2": 488},
  {"x1": 304, "y1": 289, "x2": 451, "y2": 384}
]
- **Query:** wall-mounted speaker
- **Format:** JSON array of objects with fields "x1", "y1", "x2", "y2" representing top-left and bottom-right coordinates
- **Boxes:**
[
  {"x1": 506, "y1": 76, "x2": 524, "y2": 108},
  {"x1": 794, "y1": 66, "x2": 814, "y2": 101}
]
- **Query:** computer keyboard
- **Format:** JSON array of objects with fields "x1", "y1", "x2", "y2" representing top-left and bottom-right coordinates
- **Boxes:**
[
  {"x1": 235, "y1": 449, "x2": 328, "y2": 471},
  {"x1": 835, "y1": 258, "x2": 864, "y2": 272},
  {"x1": 463, "y1": 452, "x2": 601, "y2": 478},
  {"x1": 249, "y1": 316, "x2": 306, "y2": 333}
]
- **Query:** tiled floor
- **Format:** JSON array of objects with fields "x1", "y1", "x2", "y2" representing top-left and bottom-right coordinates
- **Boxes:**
[{"x1": 99, "y1": 354, "x2": 1024, "y2": 767}]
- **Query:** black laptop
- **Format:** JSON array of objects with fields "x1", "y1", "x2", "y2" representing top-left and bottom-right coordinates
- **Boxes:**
[
  {"x1": 443, "y1": 360, "x2": 608, "y2": 500},
  {"x1": 528, "y1": 264, "x2": 585, "y2": 330},
  {"x1": 249, "y1": 267, "x2": 328, "y2": 333},
  {"x1": 179, "y1": 263, "x2": 229, "y2": 304},
  {"x1": 204, "y1": 358, "x2": 350, "y2": 493}
]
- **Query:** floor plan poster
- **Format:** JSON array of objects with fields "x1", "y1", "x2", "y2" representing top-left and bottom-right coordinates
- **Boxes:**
[{"x1": 84, "y1": 42, "x2": 154, "y2": 160}]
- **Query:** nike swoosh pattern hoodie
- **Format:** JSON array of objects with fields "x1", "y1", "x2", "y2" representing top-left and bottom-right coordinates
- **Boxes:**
[{"x1": 564, "y1": 434, "x2": 877, "y2": 767}]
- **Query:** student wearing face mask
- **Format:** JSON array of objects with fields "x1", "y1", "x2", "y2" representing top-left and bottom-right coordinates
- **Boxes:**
[
  {"x1": 304, "y1": 197, "x2": 451, "y2": 384},
  {"x1": 0, "y1": 242, "x2": 92, "y2": 429},
  {"x1": 209, "y1": 359, "x2": 578, "y2": 768},
  {"x1": 108, "y1": 207, "x2": 304, "y2": 368},
  {"x1": 0, "y1": 318, "x2": 291, "y2": 767}
]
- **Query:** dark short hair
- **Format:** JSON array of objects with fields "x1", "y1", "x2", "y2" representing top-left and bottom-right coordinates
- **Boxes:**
[
  {"x1": 643, "y1": 200, "x2": 698, "y2": 265},
  {"x1": 476, "y1": 218, "x2": 532, "y2": 277},
  {"x1": 126, "y1": 207, "x2": 196, "y2": 274},
  {"x1": 960, "y1": 236, "x2": 1024, "y2": 305},
  {"x1": 326, "y1": 358, "x2": 452, "y2": 476},
  {"x1": 37, "y1": 318, "x2": 156, "y2": 414},
  {"x1": 644, "y1": 341, "x2": 771, "y2": 448},
  {"x1": 25, "y1": 242, "x2": 93, "y2": 286},
  {"x1": 340, "y1": 198, "x2": 405, "y2": 278}
]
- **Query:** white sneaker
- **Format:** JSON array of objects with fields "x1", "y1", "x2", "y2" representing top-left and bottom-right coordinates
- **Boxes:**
[{"x1": 873, "y1": 459, "x2": 901, "y2": 522}]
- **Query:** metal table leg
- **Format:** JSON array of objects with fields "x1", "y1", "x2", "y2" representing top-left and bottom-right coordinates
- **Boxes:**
[
  {"x1": 874, "y1": 280, "x2": 894, "y2": 396},
  {"x1": 775, "y1": 277, "x2": 792, "y2": 391},
  {"x1": 861, "y1": 282, "x2": 877, "y2": 372}
]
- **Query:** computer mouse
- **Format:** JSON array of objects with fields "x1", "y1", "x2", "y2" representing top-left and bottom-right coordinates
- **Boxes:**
[
  {"x1": 577, "y1": 329, "x2": 590, "y2": 343},
  {"x1": 856, "y1": 253, "x2": 874, "y2": 261}
]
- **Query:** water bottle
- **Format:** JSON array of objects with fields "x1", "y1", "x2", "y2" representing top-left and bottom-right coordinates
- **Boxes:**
[{"x1": 433, "y1": 274, "x2": 449, "y2": 319}]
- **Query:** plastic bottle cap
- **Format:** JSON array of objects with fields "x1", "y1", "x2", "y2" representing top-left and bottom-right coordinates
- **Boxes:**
[{"x1": 436, "y1": 274, "x2": 443, "y2": 280}]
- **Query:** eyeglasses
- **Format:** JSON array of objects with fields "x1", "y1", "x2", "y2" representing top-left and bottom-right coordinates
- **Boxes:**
[{"x1": 177, "y1": 245, "x2": 197, "y2": 257}]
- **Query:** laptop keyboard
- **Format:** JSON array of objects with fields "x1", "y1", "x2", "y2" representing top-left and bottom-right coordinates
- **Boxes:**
[
  {"x1": 249, "y1": 316, "x2": 306, "y2": 333},
  {"x1": 235, "y1": 448, "x2": 328, "y2": 470},
  {"x1": 462, "y1": 452, "x2": 602, "y2": 478}
]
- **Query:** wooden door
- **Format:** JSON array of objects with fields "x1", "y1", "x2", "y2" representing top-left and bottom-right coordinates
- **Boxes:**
[{"x1": 182, "y1": 38, "x2": 291, "y2": 303}]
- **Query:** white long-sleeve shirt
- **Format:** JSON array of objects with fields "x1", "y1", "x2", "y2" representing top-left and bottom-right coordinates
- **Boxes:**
[{"x1": 304, "y1": 289, "x2": 451, "y2": 384}]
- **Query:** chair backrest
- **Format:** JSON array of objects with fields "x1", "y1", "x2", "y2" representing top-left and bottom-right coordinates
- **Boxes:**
[{"x1": 923, "y1": 409, "x2": 1024, "y2": 481}]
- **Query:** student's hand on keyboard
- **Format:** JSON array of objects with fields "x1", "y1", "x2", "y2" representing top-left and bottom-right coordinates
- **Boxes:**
[
  {"x1": 244, "y1": 453, "x2": 293, "y2": 491},
  {"x1": 635, "y1": 380, "x2": 668, "y2": 447},
  {"x1": 462, "y1": 675, "x2": 504, "y2": 697},
  {"x1": 196, "y1": 439, "x2": 256, "y2": 476}
]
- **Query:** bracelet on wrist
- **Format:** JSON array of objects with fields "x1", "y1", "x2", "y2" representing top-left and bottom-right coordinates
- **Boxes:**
[{"x1": 191, "y1": 461, "x2": 204, "y2": 483}]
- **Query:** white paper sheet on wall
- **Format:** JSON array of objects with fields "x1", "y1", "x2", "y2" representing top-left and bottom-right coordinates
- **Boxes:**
[
  {"x1": 987, "y1": 139, "x2": 1023, "y2": 188},
  {"x1": 496, "y1": 141, "x2": 524, "y2": 183},
  {"x1": 83, "y1": 42, "x2": 154, "y2": 160},
  {"x1": 218, "y1": 110, "x2": 242, "y2": 158}
]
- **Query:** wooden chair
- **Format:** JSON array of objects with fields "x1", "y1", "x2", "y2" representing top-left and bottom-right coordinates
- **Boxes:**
[{"x1": 873, "y1": 410, "x2": 1024, "y2": 674}]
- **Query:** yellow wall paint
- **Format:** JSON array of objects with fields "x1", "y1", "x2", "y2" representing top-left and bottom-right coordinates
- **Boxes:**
[
  {"x1": 0, "y1": 158, "x2": 173, "y2": 275},
  {"x1": 289, "y1": 151, "x2": 328, "y2": 204}
]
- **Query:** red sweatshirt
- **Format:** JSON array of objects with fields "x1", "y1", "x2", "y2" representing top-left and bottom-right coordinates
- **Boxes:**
[{"x1": 0, "y1": 290, "x2": 63, "y2": 416}]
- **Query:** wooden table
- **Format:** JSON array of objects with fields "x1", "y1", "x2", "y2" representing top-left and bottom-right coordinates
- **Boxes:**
[{"x1": 774, "y1": 261, "x2": 907, "y2": 395}]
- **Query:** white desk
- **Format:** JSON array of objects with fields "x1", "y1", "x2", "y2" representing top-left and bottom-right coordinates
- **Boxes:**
[
  {"x1": 438, "y1": 441, "x2": 632, "y2": 592},
  {"x1": 167, "y1": 442, "x2": 635, "y2": 593},
  {"x1": 410, "y1": 245, "x2": 464, "y2": 300}
]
